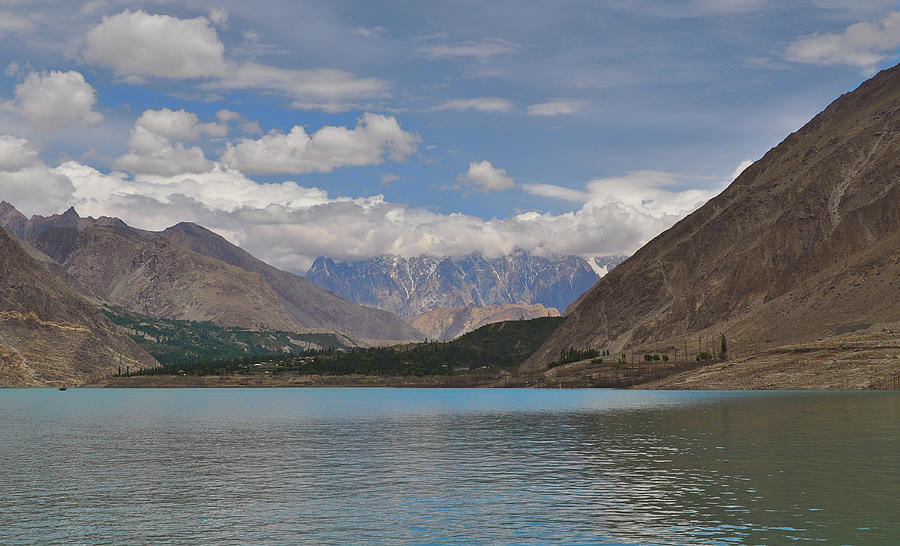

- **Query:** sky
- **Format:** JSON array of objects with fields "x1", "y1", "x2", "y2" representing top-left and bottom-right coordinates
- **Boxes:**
[{"x1": 0, "y1": 1, "x2": 898, "y2": 273}]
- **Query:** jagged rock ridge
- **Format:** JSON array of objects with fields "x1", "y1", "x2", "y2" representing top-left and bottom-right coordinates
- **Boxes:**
[
  {"x1": 306, "y1": 252, "x2": 625, "y2": 318},
  {"x1": 525, "y1": 64, "x2": 900, "y2": 371}
]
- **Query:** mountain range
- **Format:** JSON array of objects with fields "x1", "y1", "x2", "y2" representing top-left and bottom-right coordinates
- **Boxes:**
[
  {"x1": 525, "y1": 63, "x2": 900, "y2": 386},
  {"x1": 0, "y1": 204, "x2": 424, "y2": 345},
  {"x1": 305, "y1": 253, "x2": 625, "y2": 319}
]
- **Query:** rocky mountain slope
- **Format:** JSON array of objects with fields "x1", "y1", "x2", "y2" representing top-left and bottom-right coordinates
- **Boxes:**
[
  {"x1": 160, "y1": 223, "x2": 424, "y2": 343},
  {"x1": 525, "y1": 64, "x2": 900, "y2": 376},
  {"x1": 0, "y1": 227, "x2": 158, "y2": 386},
  {"x1": 306, "y1": 252, "x2": 625, "y2": 318},
  {"x1": 0, "y1": 205, "x2": 424, "y2": 343},
  {"x1": 408, "y1": 303, "x2": 560, "y2": 341}
]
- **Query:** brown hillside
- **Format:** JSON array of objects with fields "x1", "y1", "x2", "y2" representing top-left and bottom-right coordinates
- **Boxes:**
[
  {"x1": 408, "y1": 303, "x2": 560, "y2": 341},
  {"x1": 37, "y1": 223, "x2": 303, "y2": 331},
  {"x1": 525, "y1": 64, "x2": 900, "y2": 372},
  {"x1": 161, "y1": 222, "x2": 425, "y2": 343},
  {"x1": 0, "y1": 228, "x2": 157, "y2": 386}
]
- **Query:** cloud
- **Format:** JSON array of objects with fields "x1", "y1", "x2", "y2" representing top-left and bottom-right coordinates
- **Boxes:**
[
  {"x1": 457, "y1": 160, "x2": 514, "y2": 192},
  {"x1": 82, "y1": 10, "x2": 387, "y2": 112},
  {"x1": 84, "y1": 10, "x2": 228, "y2": 79},
  {"x1": 4, "y1": 145, "x2": 724, "y2": 273},
  {"x1": 784, "y1": 11, "x2": 900, "y2": 72},
  {"x1": 0, "y1": 135, "x2": 74, "y2": 216},
  {"x1": 0, "y1": 11, "x2": 35, "y2": 34},
  {"x1": 730, "y1": 159, "x2": 753, "y2": 180},
  {"x1": 207, "y1": 63, "x2": 388, "y2": 112},
  {"x1": 11, "y1": 71, "x2": 103, "y2": 133},
  {"x1": 420, "y1": 38, "x2": 517, "y2": 60},
  {"x1": 49, "y1": 159, "x2": 674, "y2": 272},
  {"x1": 219, "y1": 113, "x2": 420, "y2": 175},
  {"x1": 527, "y1": 100, "x2": 583, "y2": 116},
  {"x1": 524, "y1": 170, "x2": 723, "y2": 219},
  {"x1": 208, "y1": 8, "x2": 228, "y2": 28},
  {"x1": 435, "y1": 97, "x2": 513, "y2": 112},
  {"x1": 353, "y1": 26, "x2": 385, "y2": 39},
  {"x1": 113, "y1": 108, "x2": 225, "y2": 176}
]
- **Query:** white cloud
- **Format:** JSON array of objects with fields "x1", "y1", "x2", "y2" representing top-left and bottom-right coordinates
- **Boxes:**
[
  {"x1": 435, "y1": 97, "x2": 514, "y2": 113},
  {"x1": 785, "y1": 11, "x2": 900, "y2": 72},
  {"x1": 730, "y1": 159, "x2": 753, "y2": 181},
  {"x1": 82, "y1": 10, "x2": 387, "y2": 112},
  {"x1": 2, "y1": 146, "x2": 725, "y2": 273},
  {"x1": 0, "y1": 135, "x2": 74, "y2": 216},
  {"x1": 353, "y1": 26, "x2": 385, "y2": 39},
  {"x1": 524, "y1": 170, "x2": 722, "y2": 220},
  {"x1": 0, "y1": 11, "x2": 35, "y2": 34},
  {"x1": 527, "y1": 100, "x2": 583, "y2": 116},
  {"x1": 207, "y1": 63, "x2": 388, "y2": 113},
  {"x1": 219, "y1": 113, "x2": 419, "y2": 175},
  {"x1": 421, "y1": 38, "x2": 517, "y2": 60},
  {"x1": 216, "y1": 109, "x2": 241, "y2": 123},
  {"x1": 113, "y1": 108, "x2": 225, "y2": 176},
  {"x1": 208, "y1": 8, "x2": 228, "y2": 28},
  {"x1": 11, "y1": 71, "x2": 103, "y2": 133},
  {"x1": 457, "y1": 160, "x2": 514, "y2": 192},
  {"x1": 84, "y1": 10, "x2": 228, "y2": 79}
]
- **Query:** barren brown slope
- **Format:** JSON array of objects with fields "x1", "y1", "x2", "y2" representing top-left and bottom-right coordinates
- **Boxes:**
[
  {"x1": 161, "y1": 222, "x2": 425, "y2": 343},
  {"x1": 0, "y1": 228, "x2": 157, "y2": 387},
  {"x1": 408, "y1": 303, "x2": 560, "y2": 340},
  {"x1": 37, "y1": 223, "x2": 303, "y2": 331},
  {"x1": 524, "y1": 64, "x2": 900, "y2": 371}
]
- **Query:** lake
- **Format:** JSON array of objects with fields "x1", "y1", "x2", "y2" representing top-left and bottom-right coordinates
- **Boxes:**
[{"x1": 1, "y1": 389, "x2": 897, "y2": 544}]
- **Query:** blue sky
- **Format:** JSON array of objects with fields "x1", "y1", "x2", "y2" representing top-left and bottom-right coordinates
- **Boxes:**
[{"x1": 0, "y1": 1, "x2": 898, "y2": 272}]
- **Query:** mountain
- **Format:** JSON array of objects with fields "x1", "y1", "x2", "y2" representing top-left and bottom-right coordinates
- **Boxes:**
[
  {"x1": 524, "y1": 64, "x2": 900, "y2": 377},
  {"x1": 408, "y1": 303, "x2": 560, "y2": 341},
  {"x1": 306, "y1": 252, "x2": 625, "y2": 318},
  {"x1": 0, "y1": 227, "x2": 157, "y2": 386},
  {"x1": 160, "y1": 222, "x2": 424, "y2": 343},
  {"x1": 1, "y1": 207, "x2": 423, "y2": 343},
  {"x1": 26, "y1": 216, "x2": 302, "y2": 332}
]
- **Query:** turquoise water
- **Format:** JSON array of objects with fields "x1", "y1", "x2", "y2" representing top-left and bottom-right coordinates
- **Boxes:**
[{"x1": 1, "y1": 389, "x2": 897, "y2": 544}]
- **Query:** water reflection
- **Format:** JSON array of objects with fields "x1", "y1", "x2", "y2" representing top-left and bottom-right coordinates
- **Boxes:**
[{"x1": 0, "y1": 389, "x2": 897, "y2": 543}]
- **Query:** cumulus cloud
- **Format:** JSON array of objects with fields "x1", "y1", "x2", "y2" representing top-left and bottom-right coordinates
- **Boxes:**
[
  {"x1": 206, "y1": 63, "x2": 388, "y2": 112},
  {"x1": 82, "y1": 10, "x2": 387, "y2": 111},
  {"x1": 457, "y1": 160, "x2": 514, "y2": 192},
  {"x1": 420, "y1": 38, "x2": 517, "y2": 60},
  {"x1": 84, "y1": 10, "x2": 228, "y2": 79},
  {"x1": 435, "y1": 97, "x2": 513, "y2": 112},
  {"x1": 785, "y1": 11, "x2": 900, "y2": 72},
  {"x1": 10, "y1": 71, "x2": 103, "y2": 133},
  {"x1": 524, "y1": 170, "x2": 722, "y2": 219},
  {"x1": 219, "y1": 113, "x2": 419, "y2": 175},
  {"x1": 2, "y1": 145, "x2": 724, "y2": 273},
  {"x1": 0, "y1": 135, "x2": 74, "y2": 216},
  {"x1": 114, "y1": 108, "x2": 225, "y2": 176},
  {"x1": 527, "y1": 100, "x2": 583, "y2": 116}
]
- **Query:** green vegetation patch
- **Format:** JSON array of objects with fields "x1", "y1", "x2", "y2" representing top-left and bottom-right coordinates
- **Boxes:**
[
  {"x1": 126, "y1": 315, "x2": 566, "y2": 377},
  {"x1": 103, "y1": 306, "x2": 350, "y2": 366}
]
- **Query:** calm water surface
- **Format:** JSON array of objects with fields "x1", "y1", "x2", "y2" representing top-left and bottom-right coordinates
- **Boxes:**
[{"x1": 1, "y1": 389, "x2": 897, "y2": 544}]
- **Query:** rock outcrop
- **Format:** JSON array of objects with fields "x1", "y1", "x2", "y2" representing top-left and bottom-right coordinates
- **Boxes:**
[{"x1": 525, "y1": 63, "x2": 900, "y2": 372}]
